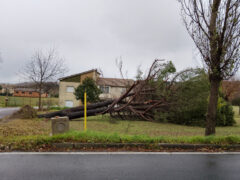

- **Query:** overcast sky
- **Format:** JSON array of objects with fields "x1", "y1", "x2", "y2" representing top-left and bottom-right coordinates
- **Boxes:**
[{"x1": 0, "y1": 0, "x2": 202, "y2": 83}]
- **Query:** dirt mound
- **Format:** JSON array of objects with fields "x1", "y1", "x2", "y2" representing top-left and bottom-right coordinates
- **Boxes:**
[{"x1": 11, "y1": 105, "x2": 37, "y2": 119}]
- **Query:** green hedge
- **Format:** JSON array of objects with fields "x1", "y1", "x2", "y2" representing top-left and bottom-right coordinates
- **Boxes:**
[
  {"x1": 157, "y1": 97, "x2": 235, "y2": 127},
  {"x1": 154, "y1": 69, "x2": 235, "y2": 127},
  {"x1": 216, "y1": 98, "x2": 235, "y2": 126}
]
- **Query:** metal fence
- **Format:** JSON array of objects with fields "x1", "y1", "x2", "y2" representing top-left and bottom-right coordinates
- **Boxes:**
[{"x1": 0, "y1": 96, "x2": 58, "y2": 108}]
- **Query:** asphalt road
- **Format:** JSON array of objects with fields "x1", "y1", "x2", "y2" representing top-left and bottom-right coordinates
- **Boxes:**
[
  {"x1": 0, "y1": 153, "x2": 240, "y2": 180},
  {"x1": 0, "y1": 107, "x2": 20, "y2": 119}
]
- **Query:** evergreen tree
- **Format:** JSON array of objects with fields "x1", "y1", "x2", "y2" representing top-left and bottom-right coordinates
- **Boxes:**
[{"x1": 74, "y1": 77, "x2": 101, "y2": 103}]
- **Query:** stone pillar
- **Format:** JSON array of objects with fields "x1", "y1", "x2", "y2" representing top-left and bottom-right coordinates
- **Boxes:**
[{"x1": 51, "y1": 116, "x2": 69, "y2": 135}]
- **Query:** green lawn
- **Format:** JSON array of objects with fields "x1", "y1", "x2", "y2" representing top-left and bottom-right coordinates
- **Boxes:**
[
  {"x1": 1, "y1": 106, "x2": 240, "y2": 138},
  {"x1": 63, "y1": 106, "x2": 240, "y2": 137},
  {"x1": 0, "y1": 96, "x2": 58, "y2": 107},
  {"x1": 69, "y1": 114, "x2": 239, "y2": 137},
  {"x1": 1, "y1": 106, "x2": 240, "y2": 150}
]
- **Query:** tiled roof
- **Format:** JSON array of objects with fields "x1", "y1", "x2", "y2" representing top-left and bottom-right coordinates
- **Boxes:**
[
  {"x1": 14, "y1": 88, "x2": 45, "y2": 93},
  {"x1": 15, "y1": 88, "x2": 36, "y2": 92},
  {"x1": 96, "y1": 78, "x2": 134, "y2": 87}
]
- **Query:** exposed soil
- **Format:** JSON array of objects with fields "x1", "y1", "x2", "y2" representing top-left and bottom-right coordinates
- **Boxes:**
[{"x1": 10, "y1": 105, "x2": 37, "y2": 119}]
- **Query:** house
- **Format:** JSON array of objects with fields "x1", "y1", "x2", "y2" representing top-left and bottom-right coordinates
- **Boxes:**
[
  {"x1": 59, "y1": 69, "x2": 134, "y2": 107},
  {"x1": 14, "y1": 82, "x2": 59, "y2": 97},
  {"x1": 222, "y1": 80, "x2": 240, "y2": 101},
  {"x1": 13, "y1": 88, "x2": 48, "y2": 98},
  {"x1": 0, "y1": 84, "x2": 15, "y2": 95},
  {"x1": 97, "y1": 77, "x2": 133, "y2": 100}
]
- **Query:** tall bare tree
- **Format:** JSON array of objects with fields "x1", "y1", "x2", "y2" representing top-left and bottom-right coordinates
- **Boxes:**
[
  {"x1": 179, "y1": 0, "x2": 240, "y2": 135},
  {"x1": 23, "y1": 49, "x2": 67, "y2": 110}
]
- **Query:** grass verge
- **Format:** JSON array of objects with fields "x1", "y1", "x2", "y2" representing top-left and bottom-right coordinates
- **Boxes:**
[{"x1": 1, "y1": 130, "x2": 240, "y2": 151}]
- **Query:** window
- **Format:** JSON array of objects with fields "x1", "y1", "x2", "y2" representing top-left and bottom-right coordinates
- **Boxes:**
[
  {"x1": 22, "y1": 91, "x2": 25, "y2": 94},
  {"x1": 100, "y1": 86, "x2": 109, "y2": 94},
  {"x1": 29, "y1": 92, "x2": 32, "y2": 95},
  {"x1": 66, "y1": 86, "x2": 74, "y2": 93},
  {"x1": 65, "y1": 100, "x2": 74, "y2": 107},
  {"x1": 16, "y1": 91, "x2": 19, "y2": 93},
  {"x1": 121, "y1": 88, "x2": 126, "y2": 94}
]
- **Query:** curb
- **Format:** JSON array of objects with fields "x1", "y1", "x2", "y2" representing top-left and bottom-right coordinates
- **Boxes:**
[
  {"x1": 2, "y1": 143, "x2": 240, "y2": 152},
  {"x1": 52, "y1": 143, "x2": 240, "y2": 150}
]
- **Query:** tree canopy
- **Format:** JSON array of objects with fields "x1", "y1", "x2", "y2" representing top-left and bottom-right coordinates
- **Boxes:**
[
  {"x1": 74, "y1": 77, "x2": 101, "y2": 103},
  {"x1": 22, "y1": 49, "x2": 67, "y2": 110}
]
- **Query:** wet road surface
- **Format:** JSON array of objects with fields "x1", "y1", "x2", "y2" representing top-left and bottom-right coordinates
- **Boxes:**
[
  {"x1": 0, "y1": 152, "x2": 240, "y2": 180},
  {"x1": 0, "y1": 107, "x2": 20, "y2": 119}
]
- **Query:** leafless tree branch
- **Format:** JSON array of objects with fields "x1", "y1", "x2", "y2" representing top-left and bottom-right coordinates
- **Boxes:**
[{"x1": 22, "y1": 48, "x2": 68, "y2": 110}]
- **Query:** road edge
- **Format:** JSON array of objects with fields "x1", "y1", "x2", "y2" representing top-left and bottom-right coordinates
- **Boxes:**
[{"x1": 1, "y1": 143, "x2": 240, "y2": 152}]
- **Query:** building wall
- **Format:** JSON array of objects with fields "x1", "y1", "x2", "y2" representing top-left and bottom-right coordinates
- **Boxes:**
[
  {"x1": 59, "y1": 81, "x2": 80, "y2": 107},
  {"x1": 13, "y1": 91, "x2": 48, "y2": 98},
  {"x1": 99, "y1": 86, "x2": 126, "y2": 100},
  {"x1": 59, "y1": 70, "x2": 99, "y2": 107},
  {"x1": 1, "y1": 87, "x2": 14, "y2": 94},
  {"x1": 80, "y1": 71, "x2": 96, "y2": 83}
]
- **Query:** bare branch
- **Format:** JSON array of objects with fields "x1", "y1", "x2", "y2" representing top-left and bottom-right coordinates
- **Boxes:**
[{"x1": 22, "y1": 48, "x2": 68, "y2": 109}]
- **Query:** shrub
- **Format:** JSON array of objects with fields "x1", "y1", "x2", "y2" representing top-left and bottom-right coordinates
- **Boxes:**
[
  {"x1": 160, "y1": 97, "x2": 235, "y2": 127},
  {"x1": 159, "y1": 69, "x2": 209, "y2": 126},
  {"x1": 154, "y1": 69, "x2": 235, "y2": 127},
  {"x1": 74, "y1": 77, "x2": 101, "y2": 103},
  {"x1": 216, "y1": 97, "x2": 235, "y2": 126}
]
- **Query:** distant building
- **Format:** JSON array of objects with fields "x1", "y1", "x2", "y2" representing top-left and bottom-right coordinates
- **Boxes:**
[
  {"x1": 222, "y1": 80, "x2": 240, "y2": 101},
  {"x1": 59, "y1": 69, "x2": 134, "y2": 107},
  {"x1": 0, "y1": 84, "x2": 14, "y2": 95},
  {"x1": 13, "y1": 88, "x2": 48, "y2": 98}
]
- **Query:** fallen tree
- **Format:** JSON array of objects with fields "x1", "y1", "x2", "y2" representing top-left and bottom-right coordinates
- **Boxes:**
[
  {"x1": 38, "y1": 100, "x2": 114, "y2": 118},
  {"x1": 67, "y1": 107, "x2": 108, "y2": 120},
  {"x1": 39, "y1": 59, "x2": 235, "y2": 128},
  {"x1": 39, "y1": 60, "x2": 188, "y2": 121}
]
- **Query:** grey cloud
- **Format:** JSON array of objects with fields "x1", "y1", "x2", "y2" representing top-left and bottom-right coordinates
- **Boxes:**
[{"x1": 0, "y1": 0, "x2": 199, "y2": 83}]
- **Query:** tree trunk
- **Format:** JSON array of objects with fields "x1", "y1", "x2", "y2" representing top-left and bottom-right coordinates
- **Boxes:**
[
  {"x1": 38, "y1": 84, "x2": 42, "y2": 111},
  {"x1": 205, "y1": 0, "x2": 222, "y2": 136},
  {"x1": 67, "y1": 107, "x2": 108, "y2": 120},
  {"x1": 205, "y1": 79, "x2": 221, "y2": 136},
  {"x1": 38, "y1": 100, "x2": 114, "y2": 118}
]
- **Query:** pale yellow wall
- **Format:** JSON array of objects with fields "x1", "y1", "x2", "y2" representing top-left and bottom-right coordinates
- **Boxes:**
[
  {"x1": 1, "y1": 88, "x2": 14, "y2": 94},
  {"x1": 59, "y1": 71, "x2": 99, "y2": 107},
  {"x1": 80, "y1": 72, "x2": 95, "y2": 83},
  {"x1": 99, "y1": 86, "x2": 126, "y2": 100},
  {"x1": 59, "y1": 81, "x2": 80, "y2": 107}
]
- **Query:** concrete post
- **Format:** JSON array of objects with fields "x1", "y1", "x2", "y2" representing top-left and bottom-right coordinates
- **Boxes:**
[{"x1": 51, "y1": 116, "x2": 69, "y2": 135}]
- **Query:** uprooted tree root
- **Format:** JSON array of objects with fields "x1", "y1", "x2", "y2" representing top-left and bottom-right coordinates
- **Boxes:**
[{"x1": 11, "y1": 105, "x2": 37, "y2": 119}]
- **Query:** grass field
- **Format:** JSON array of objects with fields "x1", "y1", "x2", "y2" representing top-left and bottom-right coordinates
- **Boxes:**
[
  {"x1": 69, "y1": 106, "x2": 240, "y2": 137},
  {"x1": 0, "y1": 96, "x2": 58, "y2": 107},
  {"x1": 1, "y1": 106, "x2": 240, "y2": 138}
]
